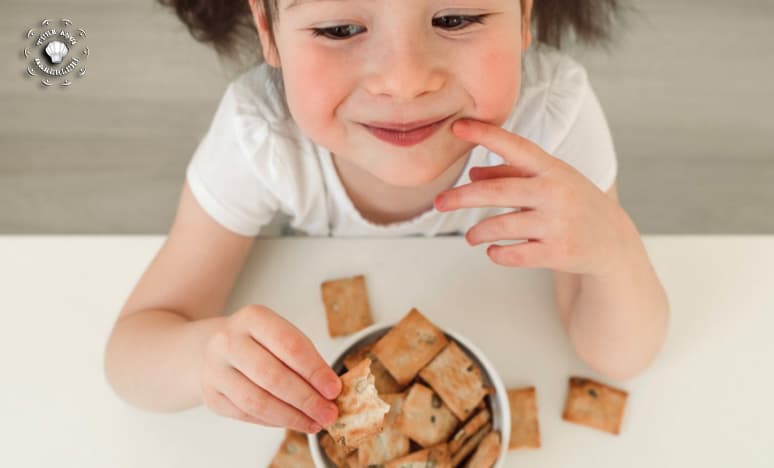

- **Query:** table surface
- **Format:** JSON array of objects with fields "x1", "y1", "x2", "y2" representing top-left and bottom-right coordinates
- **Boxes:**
[{"x1": 1, "y1": 235, "x2": 772, "y2": 467}]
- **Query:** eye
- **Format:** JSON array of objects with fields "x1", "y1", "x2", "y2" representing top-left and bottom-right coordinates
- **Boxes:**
[
  {"x1": 310, "y1": 24, "x2": 366, "y2": 40},
  {"x1": 432, "y1": 14, "x2": 490, "y2": 31}
]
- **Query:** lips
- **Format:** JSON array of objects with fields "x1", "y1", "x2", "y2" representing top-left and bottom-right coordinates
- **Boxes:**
[
  {"x1": 364, "y1": 116, "x2": 449, "y2": 132},
  {"x1": 361, "y1": 115, "x2": 451, "y2": 147}
]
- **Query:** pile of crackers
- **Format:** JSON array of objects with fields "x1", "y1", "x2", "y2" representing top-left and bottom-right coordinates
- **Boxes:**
[{"x1": 269, "y1": 275, "x2": 629, "y2": 468}]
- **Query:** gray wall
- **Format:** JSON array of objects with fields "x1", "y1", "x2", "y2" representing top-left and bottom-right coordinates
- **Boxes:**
[{"x1": 1, "y1": 0, "x2": 772, "y2": 235}]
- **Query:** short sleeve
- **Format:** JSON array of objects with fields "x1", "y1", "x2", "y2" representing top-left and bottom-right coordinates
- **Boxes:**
[
  {"x1": 185, "y1": 83, "x2": 280, "y2": 237},
  {"x1": 552, "y1": 78, "x2": 618, "y2": 193}
]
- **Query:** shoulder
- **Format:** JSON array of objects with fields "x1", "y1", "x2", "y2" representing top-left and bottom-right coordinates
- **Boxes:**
[{"x1": 506, "y1": 45, "x2": 591, "y2": 154}]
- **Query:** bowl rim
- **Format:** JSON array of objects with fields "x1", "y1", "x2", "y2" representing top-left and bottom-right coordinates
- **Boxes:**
[{"x1": 307, "y1": 321, "x2": 511, "y2": 467}]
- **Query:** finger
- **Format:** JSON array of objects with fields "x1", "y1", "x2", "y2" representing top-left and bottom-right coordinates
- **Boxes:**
[
  {"x1": 465, "y1": 209, "x2": 546, "y2": 246},
  {"x1": 246, "y1": 306, "x2": 341, "y2": 400},
  {"x1": 222, "y1": 364, "x2": 324, "y2": 434},
  {"x1": 452, "y1": 119, "x2": 551, "y2": 175},
  {"x1": 469, "y1": 164, "x2": 532, "y2": 181},
  {"x1": 206, "y1": 388, "x2": 277, "y2": 427},
  {"x1": 435, "y1": 177, "x2": 543, "y2": 212},
  {"x1": 230, "y1": 334, "x2": 339, "y2": 427},
  {"x1": 486, "y1": 240, "x2": 548, "y2": 269}
]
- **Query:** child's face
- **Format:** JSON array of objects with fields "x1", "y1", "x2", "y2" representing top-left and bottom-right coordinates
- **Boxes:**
[{"x1": 252, "y1": 0, "x2": 531, "y2": 187}]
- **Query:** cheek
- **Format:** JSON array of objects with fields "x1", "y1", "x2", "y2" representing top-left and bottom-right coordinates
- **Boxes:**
[{"x1": 469, "y1": 46, "x2": 522, "y2": 123}]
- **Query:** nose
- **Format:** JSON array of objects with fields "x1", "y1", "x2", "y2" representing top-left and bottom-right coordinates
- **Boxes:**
[{"x1": 362, "y1": 33, "x2": 446, "y2": 103}]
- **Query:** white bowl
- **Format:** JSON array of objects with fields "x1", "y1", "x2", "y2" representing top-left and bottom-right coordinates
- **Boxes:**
[{"x1": 308, "y1": 321, "x2": 511, "y2": 467}]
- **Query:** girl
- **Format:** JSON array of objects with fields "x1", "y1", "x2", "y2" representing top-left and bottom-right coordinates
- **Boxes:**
[{"x1": 105, "y1": 0, "x2": 669, "y2": 436}]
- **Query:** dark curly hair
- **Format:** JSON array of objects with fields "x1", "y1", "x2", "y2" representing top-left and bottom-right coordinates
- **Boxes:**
[{"x1": 158, "y1": 0, "x2": 627, "y2": 63}]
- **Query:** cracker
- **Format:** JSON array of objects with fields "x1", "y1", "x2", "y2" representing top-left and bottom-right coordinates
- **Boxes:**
[
  {"x1": 371, "y1": 308, "x2": 448, "y2": 385},
  {"x1": 465, "y1": 430, "x2": 501, "y2": 468},
  {"x1": 383, "y1": 443, "x2": 452, "y2": 468},
  {"x1": 419, "y1": 341, "x2": 488, "y2": 421},
  {"x1": 449, "y1": 407, "x2": 491, "y2": 453},
  {"x1": 343, "y1": 344, "x2": 403, "y2": 394},
  {"x1": 357, "y1": 392, "x2": 411, "y2": 466},
  {"x1": 450, "y1": 423, "x2": 492, "y2": 467},
  {"x1": 507, "y1": 386, "x2": 541, "y2": 450},
  {"x1": 397, "y1": 383, "x2": 459, "y2": 448},
  {"x1": 326, "y1": 358, "x2": 391, "y2": 448},
  {"x1": 268, "y1": 430, "x2": 315, "y2": 468},
  {"x1": 562, "y1": 376, "x2": 628, "y2": 435},
  {"x1": 321, "y1": 275, "x2": 374, "y2": 337},
  {"x1": 320, "y1": 432, "x2": 356, "y2": 467}
]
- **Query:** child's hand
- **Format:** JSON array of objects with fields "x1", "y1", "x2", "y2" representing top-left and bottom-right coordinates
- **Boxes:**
[
  {"x1": 199, "y1": 305, "x2": 341, "y2": 433},
  {"x1": 434, "y1": 119, "x2": 635, "y2": 277}
]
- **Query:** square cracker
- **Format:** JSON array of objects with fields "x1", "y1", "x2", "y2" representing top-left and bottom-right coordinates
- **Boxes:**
[
  {"x1": 384, "y1": 443, "x2": 452, "y2": 468},
  {"x1": 562, "y1": 376, "x2": 628, "y2": 435},
  {"x1": 419, "y1": 341, "x2": 488, "y2": 421},
  {"x1": 268, "y1": 430, "x2": 315, "y2": 468},
  {"x1": 357, "y1": 392, "x2": 411, "y2": 466},
  {"x1": 343, "y1": 344, "x2": 403, "y2": 394},
  {"x1": 450, "y1": 423, "x2": 492, "y2": 466},
  {"x1": 448, "y1": 407, "x2": 491, "y2": 453},
  {"x1": 397, "y1": 383, "x2": 459, "y2": 448},
  {"x1": 326, "y1": 358, "x2": 391, "y2": 448},
  {"x1": 321, "y1": 275, "x2": 374, "y2": 337},
  {"x1": 507, "y1": 386, "x2": 541, "y2": 450},
  {"x1": 370, "y1": 308, "x2": 448, "y2": 385},
  {"x1": 466, "y1": 430, "x2": 501, "y2": 468}
]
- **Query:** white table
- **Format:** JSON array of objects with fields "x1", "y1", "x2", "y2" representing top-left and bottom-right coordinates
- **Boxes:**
[{"x1": 1, "y1": 236, "x2": 772, "y2": 467}]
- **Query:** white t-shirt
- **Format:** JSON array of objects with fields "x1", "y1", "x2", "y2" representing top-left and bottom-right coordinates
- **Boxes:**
[{"x1": 186, "y1": 45, "x2": 617, "y2": 238}]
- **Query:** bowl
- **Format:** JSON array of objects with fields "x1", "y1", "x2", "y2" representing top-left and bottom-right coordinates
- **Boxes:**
[{"x1": 308, "y1": 321, "x2": 511, "y2": 467}]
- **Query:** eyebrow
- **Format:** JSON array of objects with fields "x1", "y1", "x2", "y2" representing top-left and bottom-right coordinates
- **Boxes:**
[{"x1": 285, "y1": 0, "x2": 352, "y2": 10}]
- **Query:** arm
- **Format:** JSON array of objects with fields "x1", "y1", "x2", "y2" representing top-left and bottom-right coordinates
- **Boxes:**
[
  {"x1": 554, "y1": 181, "x2": 670, "y2": 380},
  {"x1": 104, "y1": 181, "x2": 254, "y2": 411}
]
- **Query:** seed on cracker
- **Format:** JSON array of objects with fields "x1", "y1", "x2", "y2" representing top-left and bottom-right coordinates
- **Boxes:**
[
  {"x1": 465, "y1": 430, "x2": 501, "y2": 468},
  {"x1": 448, "y1": 407, "x2": 491, "y2": 453},
  {"x1": 371, "y1": 308, "x2": 448, "y2": 385},
  {"x1": 562, "y1": 376, "x2": 628, "y2": 435},
  {"x1": 268, "y1": 430, "x2": 315, "y2": 468},
  {"x1": 326, "y1": 358, "x2": 391, "y2": 448},
  {"x1": 383, "y1": 443, "x2": 452, "y2": 468},
  {"x1": 397, "y1": 383, "x2": 459, "y2": 448},
  {"x1": 507, "y1": 386, "x2": 541, "y2": 450},
  {"x1": 357, "y1": 392, "x2": 411, "y2": 466},
  {"x1": 419, "y1": 341, "x2": 488, "y2": 421},
  {"x1": 321, "y1": 275, "x2": 374, "y2": 337}
]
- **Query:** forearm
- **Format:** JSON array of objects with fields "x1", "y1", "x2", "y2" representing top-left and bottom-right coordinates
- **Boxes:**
[
  {"x1": 103, "y1": 309, "x2": 225, "y2": 412},
  {"x1": 567, "y1": 223, "x2": 670, "y2": 381}
]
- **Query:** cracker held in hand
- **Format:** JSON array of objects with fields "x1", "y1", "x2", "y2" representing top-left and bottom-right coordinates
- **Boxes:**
[
  {"x1": 419, "y1": 341, "x2": 488, "y2": 421},
  {"x1": 343, "y1": 343, "x2": 403, "y2": 394},
  {"x1": 321, "y1": 275, "x2": 374, "y2": 337},
  {"x1": 268, "y1": 430, "x2": 315, "y2": 468},
  {"x1": 326, "y1": 358, "x2": 391, "y2": 448},
  {"x1": 507, "y1": 386, "x2": 541, "y2": 450},
  {"x1": 357, "y1": 392, "x2": 411, "y2": 466},
  {"x1": 370, "y1": 308, "x2": 448, "y2": 385},
  {"x1": 562, "y1": 376, "x2": 628, "y2": 435}
]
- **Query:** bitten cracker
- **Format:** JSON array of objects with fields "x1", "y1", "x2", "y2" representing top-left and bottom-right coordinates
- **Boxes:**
[
  {"x1": 466, "y1": 430, "x2": 501, "y2": 468},
  {"x1": 449, "y1": 407, "x2": 491, "y2": 453},
  {"x1": 268, "y1": 430, "x2": 315, "y2": 468},
  {"x1": 507, "y1": 386, "x2": 541, "y2": 450},
  {"x1": 419, "y1": 341, "x2": 488, "y2": 421},
  {"x1": 326, "y1": 358, "x2": 391, "y2": 448},
  {"x1": 320, "y1": 433, "x2": 356, "y2": 467},
  {"x1": 384, "y1": 443, "x2": 452, "y2": 468},
  {"x1": 562, "y1": 376, "x2": 628, "y2": 435},
  {"x1": 357, "y1": 392, "x2": 410, "y2": 466},
  {"x1": 371, "y1": 308, "x2": 448, "y2": 385},
  {"x1": 343, "y1": 344, "x2": 403, "y2": 394},
  {"x1": 397, "y1": 383, "x2": 459, "y2": 448},
  {"x1": 321, "y1": 275, "x2": 374, "y2": 337}
]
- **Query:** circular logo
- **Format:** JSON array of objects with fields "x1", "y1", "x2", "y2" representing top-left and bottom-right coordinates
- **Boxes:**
[{"x1": 23, "y1": 18, "x2": 89, "y2": 88}]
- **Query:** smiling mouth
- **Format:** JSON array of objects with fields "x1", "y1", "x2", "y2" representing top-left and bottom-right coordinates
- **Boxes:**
[{"x1": 361, "y1": 116, "x2": 451, "y2": 147}]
